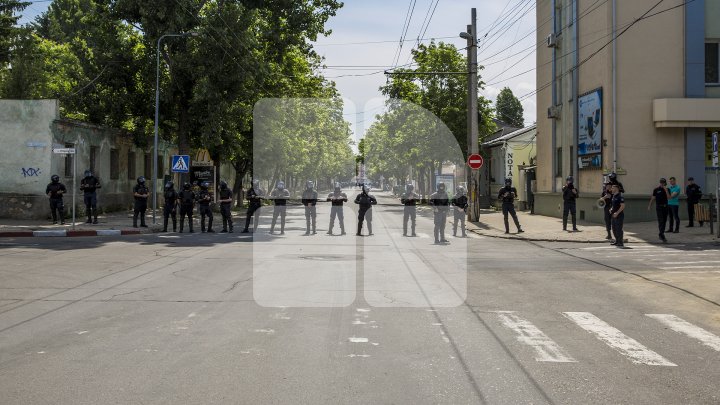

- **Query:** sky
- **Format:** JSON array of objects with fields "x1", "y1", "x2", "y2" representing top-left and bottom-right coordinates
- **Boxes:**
[{"x1": 19, "y1": 0, "x2": 538, "y2": 144}]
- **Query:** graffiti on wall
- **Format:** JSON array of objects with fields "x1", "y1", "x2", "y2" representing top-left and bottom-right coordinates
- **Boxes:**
[{"x1": 21, "y1": 168, "x2": 42, "y2": 177}]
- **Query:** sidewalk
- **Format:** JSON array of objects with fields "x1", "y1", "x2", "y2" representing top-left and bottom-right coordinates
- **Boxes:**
[
  {"x1": 0, "y1": 211, "x2": 163, "y2": 237},
  {"x1": 465, "y1": 209, "x2": 719, "y2": 244}
]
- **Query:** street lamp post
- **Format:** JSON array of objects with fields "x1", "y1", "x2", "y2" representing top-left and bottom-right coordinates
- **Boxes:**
[
  {"x1": 460, "y1": 8, "x2": 479, "y2": 222},
  {"x1": 153, "y1": 32, "x2": 198, "y2": 224}
]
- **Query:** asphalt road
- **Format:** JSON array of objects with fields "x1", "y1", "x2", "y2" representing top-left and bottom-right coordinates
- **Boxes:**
[{"x1": 1, "y1": 191, "x2": 719, "y2": 404}]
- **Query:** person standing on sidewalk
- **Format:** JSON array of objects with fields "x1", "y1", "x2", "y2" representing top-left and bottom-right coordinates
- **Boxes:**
[
  {"x1": 666, "y1": 177, "x2": 681, "y2": 233},
  {"x1": 600, "y1": 182, "x2": 613, "y2": 240},
  {"x1": 499, "y1": 178, "x2": 523, "y2": 234},
  {"x1": 354, "y1": 184, "x2": 377, "y2": 236},
  {"x1": 241, "y1": 180, "x2": 263, "y2": 233},
  {"x1": 685, "y1": 177, "x2": 703, "y2": 227},
  {"x1": 197, "y1": 182, "x2": 215, "y2": 233},
  {"x1": 401, "y1": 184, "x2": 420, "y2": 237},
  {"x1": 46, "y1": 175, "x2": 67, "y2": 225},
  {"x1": 327, "y1": 183, "x2": 348, "y2": 235},
  {"x1": 301, "y1": 181, "x2": 318, "y2": 235},
  {"x1": 609, "y1": 184, "x2": 625, "y2": 248},
  {"x1": 451, "y1": 186, "x2": 468, "y2": 237},
  {"x1": 269, "y1": 181, "x2": 290, "y2": 235},
  {"x1": 178, "y1": 182, "x2": 195, "y2": 233},
  {"x1": 132, "y1": 176, "x2": 149, "y2": 228},
  {"x1": 80, "y1": 170, "x2": 101, "y2": 224},
  {"x1": 218, "y1": 181, "x2": 233, "y2": 233},
  {"x1": 648, "y1": 178, "x2": 670, "y2": 243},
  {"x1": 430, "y1": 183, "x2": 451, "y2": 243},
  {"x1": 607, "y1": 172, "x2": 625, "y2": 193},
  {"x1": 561, "y1": 176, "x2": 579, "y2": 232},
  {"x1": 162, "y1": 181, "x2": 178, "y2": 232}
]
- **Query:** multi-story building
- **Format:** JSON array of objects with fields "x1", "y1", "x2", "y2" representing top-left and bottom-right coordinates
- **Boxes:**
[{"x1": 535, "y1": 0, "x2": 720, "y2": 222}]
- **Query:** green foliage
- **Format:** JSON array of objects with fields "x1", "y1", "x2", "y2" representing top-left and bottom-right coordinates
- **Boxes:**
[
  {"x1": 0, "y1": 0, "x2": 30, "y2": 65},
  {"x1": 496, "y1": 86, "x2": 525, "y2": 128}
]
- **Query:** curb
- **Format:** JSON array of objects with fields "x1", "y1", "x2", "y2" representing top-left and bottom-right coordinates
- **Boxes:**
[
  {"x1": 0, "y1": 229, "x2": 148, "y2": 238},
  {"x1": 469, "y1": 229, "x2": 615, "y2": 243}
]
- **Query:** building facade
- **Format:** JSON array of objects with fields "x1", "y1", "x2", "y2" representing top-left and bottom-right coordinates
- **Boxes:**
[
  {"x1": 535, "y1": 0, "x2": 720, "y2": 222},
  {"x1": 483, "y1": 124, "x2": 537, "y2": 210}
]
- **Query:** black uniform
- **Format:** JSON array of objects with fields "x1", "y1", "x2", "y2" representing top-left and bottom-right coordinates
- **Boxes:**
[
  {"x1": 80, "y1": 175, "x2": 101, "y2": 223},
  {"x1": 197, "y1": 189, "x2": 214, "y2": 233},
  {"x1": 46, "y1": 180, "x2": 67, "y2": 224},
  {"x1": 163, "y1": 187, "x2": 178, "y2": 232},
  {"x1": 178, "y1": 188, "x2": 195, "y2": 233},
  {"x1": 451, "y1": 194, "x2": 468, "y2": 237},
  {"x1": 219, "y1": 188, "x2": 233, "y2": 233},
  {"x1": 302, "y1": 189, "x2": 318, "y2": 234},
  {"x1": 562, "y1": 184, "x2": 579, "y2": 231},
  {"x1": 652, "y1": 186, "x2": 669, "y2": 241},
  {"x1": 686, "y1": 183, "x2": 703, "y2": 227},
  {"x1": 499, "y1": 186, "x2": 523, "y2": 234},
  {"x1": 429, "y1": 189, "x2": 451, "y2": 243},
  {"x1": 132, "y1": 183, "x2": 149, "y2": 228},
  {"x1": 401, "y1": 191, "x2": 420, "y2": 236},
  {"x1": 269, "y1": 187, "x2": 290, "y2": 234},
  {"x1": 243, "y1": 186, "x2": 263, "y2": 232},
  {"x1": 327, "y1": 190, "x2": 348, "y2": 235},
  {"x1": 354, "y1": 190, "x2": 377, "y2": 235},
  {"x1": 601, "y1": 186, "x2": 613, "y2": 238},
  {"x1": 610, "y1": 192, "x2": 625, "y2": 247}
]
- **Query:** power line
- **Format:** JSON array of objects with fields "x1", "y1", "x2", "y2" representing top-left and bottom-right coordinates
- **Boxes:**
[{"x1": 314, "y1": 35, "x2": 455, "y2": 46}]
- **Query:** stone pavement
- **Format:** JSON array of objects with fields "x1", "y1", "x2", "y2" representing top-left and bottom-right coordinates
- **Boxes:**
[{"x1": 465, "y1": 208, "x2": 719, "y2": 244}]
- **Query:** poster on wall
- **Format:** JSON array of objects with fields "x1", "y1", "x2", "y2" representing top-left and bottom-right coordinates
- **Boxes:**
[{"x1": 577, "y1": 88, "x2": 603, "y2": 169}]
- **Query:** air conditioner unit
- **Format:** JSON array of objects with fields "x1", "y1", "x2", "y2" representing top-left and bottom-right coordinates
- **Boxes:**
[
  {"x1": 547, "y1": 105, "x2": 560, "y2": 119},
  {"x1": 547, "y1": 33, "x2": 557, "y2": 48}
]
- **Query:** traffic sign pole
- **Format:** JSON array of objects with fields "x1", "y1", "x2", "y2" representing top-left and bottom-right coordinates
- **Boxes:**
[{"x1": 53, "y1": 148, "x2": 77, "y2": 229}]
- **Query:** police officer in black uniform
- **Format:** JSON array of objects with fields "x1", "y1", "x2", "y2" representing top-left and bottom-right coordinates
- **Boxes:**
[
  {"x1": 562, "y1": 176, "x2": 579, "y2": 232},
  {"x1": 452, "y1": 186, "x2": 468, "y2": 237},
  {"x1": 401, "y1": 184, "x2": 420, "y2": 237},
  {"x1": 608, "y1": 172, "x2": 625, "y2": 193},
  {"x1": 648, "y1": 178, "x2": 670, "y2": 243},
  {"x1": 499, "y1": 178, "x2": 523, "y2": 234},
  {"x1": 178, "y1": 182, "x2": 195, "y2": 233},
  {"x1": 242, "y1": 180, "x2": 263, "y2": 233},
  {"x1": 269, "y1": 181, "x2": 290, "y2": 235},
  {"x1": 218, "y1": 181, "x2": 233, "y2": 233},
  {"x1": 685, "y1": 177, "x2": 703, "y2": 227},
  {"x1": 354, "y1": 184, "x2": 377, "y2": 236},
  {"x1": 80, "y1": 170, "x2": 101, "y2": 224},
  {"x1": 600, "y1": 182, "x2": 614, "y2": 240},
  {"x1": 327, "y1": 183, "x2": 348, "y2": 235},
  {"x1": 429, "y1": 183, "x2": 451, "y2": 244},
  {"x1": 609, "y1": 184, "x2": 625, "y2": 247},
  {"x1": 132, "y1": 176, "x2": 149, "y2": 228},
  {"x1": 302, "y1": 181, "x2": 318, "y2": 235},
  {"x1": 46, "y1": 174, "x2": 67, "y2": 225},
  {"x1": 197, "y1": 182, "x2": 215, "y2": 233},
  {"x1": 162, "y1": 181, "x2": 178, "y2": 232}
]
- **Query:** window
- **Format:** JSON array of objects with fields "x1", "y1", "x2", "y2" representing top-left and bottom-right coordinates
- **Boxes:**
[
  {"x1": 144, "y1": 153, "x2": 152, "y2": 179},
  {"x1": 110, "y1": 149, "x2": 119, "y2": 180},
  {"x1": 64, "y1": 143, "x2": 74, "y2": 177},
  {"x1": 706, "y1": 43, "x2": 719, "y2": 84},
  {"x1": 89, "y1": 146, "x2": 98, "y2": 173},
  {"x1": 127, "y1": 151, "x2": 136, "y2": 180},
  {"x1": 157, "y1": 154, "x2": 164, "y2": 179},
  {"x1": 555, "y1": 147, "x2": 563, "y2": 177}
]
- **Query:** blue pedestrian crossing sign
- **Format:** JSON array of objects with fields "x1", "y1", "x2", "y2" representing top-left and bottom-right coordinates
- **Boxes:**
[{"x1": 171, "y1": 155, "x2": 190, "y2": 173}]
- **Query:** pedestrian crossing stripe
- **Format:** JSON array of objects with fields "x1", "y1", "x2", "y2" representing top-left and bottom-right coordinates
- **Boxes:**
[{"x1": 171, "y1": 155, "x2": 190, "y2": 173}]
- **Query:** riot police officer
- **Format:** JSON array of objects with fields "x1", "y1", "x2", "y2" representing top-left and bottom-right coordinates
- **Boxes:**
[
  {"x1": 46, "y1": 174, "x2": 67, "y2": 225},
  {"x1": 162, "y1": 181, "x2": 178, "y2": 232},
  {"x1": 302, "y1": 181, "x2": 318, "y2": 235},
  {"x1": 269, "y1": 181, "x2": 290, "y2": 235},
  {"x1": 354, "y1": 184, "x2": 377, "y2": 236},
  {"x1": 429, "y1": 183, "x2": 451, "y2": 244},
  {"x1": 178, "y1": 182, "x2": 195, "y2": 233},
  {"x1": 452, "y1": 186, "x2": 469, "y2": 237},
  {"x1": 562, "y1": 176, "x2": 579, "y2": 232},
  {"x1": 242, "y1": 180, "x2": 263, "y2": 233},
  {"x1": 401, "y1": 184, "x2": 420, "y2": 237},
  {"x1": 132, "y1": 176, "x2": 149, "y2": 228},
  {"x1": 499, "y1": 178, "x2": 523, "y2": 234},
  {"x1": 197, "y1": 182, "x2": 214, "y2": 233},
  {"x1": 327, "y1": 183, "x2": 348, "y2": 235},
  {"x1": 80, "y1": 169, "x2": 101, "y2": 224},
  {"x1": 218, "y1": 181, "x2": 233, "y2": 233}
]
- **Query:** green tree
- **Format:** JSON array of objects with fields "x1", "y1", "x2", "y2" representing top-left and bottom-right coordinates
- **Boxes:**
[
  {"x1": 495, "y1": 86, "x2": 524, "y2": 128},
  {"x1": 0, "y1": 0, "x2": 29, "y2": 64}
]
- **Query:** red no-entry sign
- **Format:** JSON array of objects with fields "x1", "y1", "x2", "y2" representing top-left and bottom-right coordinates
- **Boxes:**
[{"x1": 467, "y1": 154, "x2": 484, "y2": 170}]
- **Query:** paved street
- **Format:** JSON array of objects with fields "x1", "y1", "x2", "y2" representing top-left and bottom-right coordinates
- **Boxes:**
[{"x1": 1, "y1": 191, "x2": 719, "y2": 404}]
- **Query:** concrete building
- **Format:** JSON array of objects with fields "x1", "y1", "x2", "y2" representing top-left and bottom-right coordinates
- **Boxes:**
[
  {"x1": 535, "y1": 0, "x2": 720, "y2": 222},
  {"x1": 483, "y1": 124, "x2": 537, "y2": 210}
]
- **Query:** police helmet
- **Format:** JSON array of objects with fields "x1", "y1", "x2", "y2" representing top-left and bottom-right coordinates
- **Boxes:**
[
  {"x1": 201, "y1": 182, "x2": 209, "y2": 189},
  {"x1": 137, "y1": 176, "x2": 145, "y2": 184},
  {"x1": 437, "y1": 182, "x2": 446, "y2": 192},
  {"x1": 84, "y1": 170, "x2": 92, "y2": 178},
  {"x1": 220, "y1": 180, "x2": 228, "y2": 189},
  {"x1": 51, "y1": 174, "x2": 60, "y2": 183},
  {"x1": 277, "y1": 181, "x2": 285, "y2": 189},
  {"x1": 457, "y1": 186, "x2": 466, "y2": 195},
  {"x1": 566, "y1": 176, "x2": 574, "y2": 183},
  {"x1": 165, "y1": 181, "x2": 174, "y2": 190},
  {"x1": 505, "y1": 178, "x2": 512, "y2": 186},
  {"x1": 362, "y1": 184, "x2": 370, "y2": 193},
  {"x1": 306, "y1": 180, "x2": 314, "y2": 190},
  {"x1": 183, "y1": 182, "x2": 191, "y2": 190},
  {"x1": 334, "y1": 182, "x2": 341, "y2": 192},
  {"x1": 609, "y1": 172, "x2": 617, "y2": 181},
  {"x1": 406, "y1": 184, "x2": 414, "y2": 192}
]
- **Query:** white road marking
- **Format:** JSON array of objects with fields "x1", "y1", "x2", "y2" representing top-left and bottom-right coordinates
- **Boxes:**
[
  {"x1": 562, "y1": 312, "x2": 676, "y2": 366},
  {"x1": 659, "y1": 265, "x2": 720, "y2": 270},
  {"x1": 347, "y1": 354, "x2": 371, "y2": 358},
  {"x1": 497, "y1": 312, "x2": 576, "y2": 363},
  {"x1": 348, "y1": 337, "x2": 368, "y2": 343},
  {"x1": 356, "y1": 308, "x2": 371, "y2": 313},
  {"x1": 656, "y1": 261, "x2": 720, "y2": 265},
  {"x1": 75, "y1": 330, "x2": 88, "y2": 335},
  {"x1": 582, "y1": 246, "x2": 660, "y2": 250},
  {"x1": 188, "y1": 312, "x2": 196, "y2": 318},
  {"x1": 646, "y1": 314, "x2": 720, "y2": 352},
  {"x1": 666, "y1": 270, "x2": 720, "y2": 274},
  {"x1": 352, "y1": 320, "x2": 367, "y2": 325},
  {"x1": 253, "y1": 329, "x2": 275, "y2": 334}
]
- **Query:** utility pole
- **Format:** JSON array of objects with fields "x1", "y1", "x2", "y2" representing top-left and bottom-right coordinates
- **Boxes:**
[{"x1": 460, "y1": 8, "x2": 480, "y2": 222}]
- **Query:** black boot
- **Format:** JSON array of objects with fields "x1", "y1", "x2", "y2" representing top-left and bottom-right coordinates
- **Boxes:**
[
  {"x1": 173, "y1": 220, "x2": 177, "y2": 232},
  {"x1": 162, "y1": 218, "x2": 168, "y2": 232},
  {"x1": 356, "y1": 221, "x2": 362, "y2": 236},
  {"x1": 562, "y1": 216, "x2": 568, "y2": 231}
]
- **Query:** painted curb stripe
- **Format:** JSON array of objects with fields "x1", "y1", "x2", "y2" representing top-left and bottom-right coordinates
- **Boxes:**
[
  {"x1": 32, "y1": 230, "x2": 67, "y2": 237},
  {"x1": 646, "y1": 314, "x2": 720, "y2": 352},
  {"x1": 0, "y1": 232, "x2": 34, "y2": 238},
  {"x1": 562, "y1": 312, "x2": 676, "y2": 366},
  {"x1": 497, "y1": 312, "x2": 576, "y2": 363},
  {"x1": 96, "y1": 230, "x2": 122, "y2": 236}
]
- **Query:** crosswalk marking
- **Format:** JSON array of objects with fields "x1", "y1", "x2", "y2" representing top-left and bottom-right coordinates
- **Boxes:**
[
  {"x1": 659, "y1": 265, "x2": 720, "y2": 270},
  {"x1": 497, "y1": 312, "x2": 576, "y2": 363},
  {"x1": 562, "y1": 312, "x2": 677, "y2": 366},
  {"x1": 646, "y1": 314, "x2": 720, "y2": 352}
]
